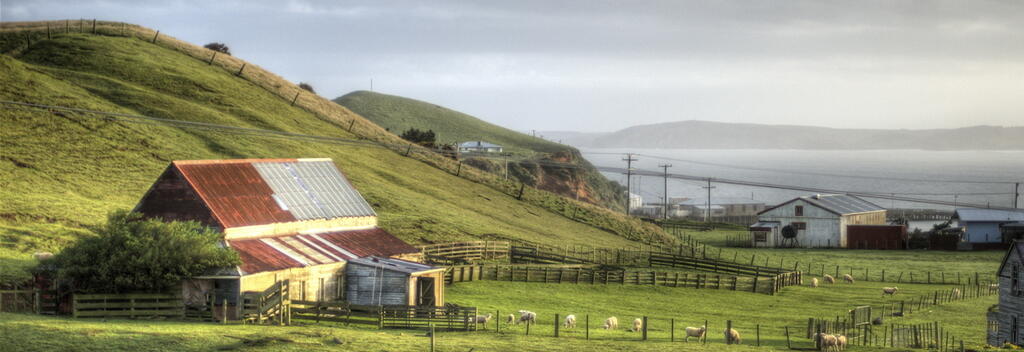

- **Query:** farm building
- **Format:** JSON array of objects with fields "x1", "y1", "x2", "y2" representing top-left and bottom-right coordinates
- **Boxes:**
[
  {"x1": 988, "y1": 241, "x2": 1024, "y2": 346},
  {"x1": 346, "y1": 256, "x2": 445, "y2": 306},
  {"x1": 749, "y1": 194, "x2": 887, "y2": 248},
  {"x1": 953, "y1": 208, "x2": 1024, "y2": 249},
  {"x1": 678, "y1": 197, "x2": 766, "y2": 217},
  {"x1": 458, "y1": 141, "x2": 503, "y2": 153},
  {"x1": 133, "y1": 158, "x2": 442, "y2": 317}
]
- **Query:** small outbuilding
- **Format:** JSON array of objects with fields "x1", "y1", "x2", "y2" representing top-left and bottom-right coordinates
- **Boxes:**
[
  {"x1": 954, "y1": 208, "x2": 1024, "y2": 249},
  {"x1": 346, "y1": 256, "x2": 446, "y2": 306},
  {"x1": 458, "y1": 141, "x2": 503, "y2": 153}
]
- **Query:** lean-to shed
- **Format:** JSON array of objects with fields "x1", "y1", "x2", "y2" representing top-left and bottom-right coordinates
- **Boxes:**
[
  {"x1": 134, "y1": 158, "x2": 441, "y2": 318},
  {"x1": 346, "y1": 256, "x2": 446, "y2": 306}
]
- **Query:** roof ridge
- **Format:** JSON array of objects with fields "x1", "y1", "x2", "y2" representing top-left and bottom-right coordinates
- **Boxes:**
[{"x1": 174, "y1": 158, "x2": 299, "y2": 165}]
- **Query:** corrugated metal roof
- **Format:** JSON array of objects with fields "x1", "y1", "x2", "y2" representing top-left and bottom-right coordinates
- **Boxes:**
[
  {"x1": 348, "y1": 256, "x2": 439, "y2": 274},
  {"x1": 955, "y1": 208, "x2": 1024, "y2": 222},
  {"x1": 253, "y1": 160, "x2": 375, "y2": 220},
  {"x1": 459, "y1": 141, "x2": 502, "y2": 148},
  {"x1": 679, "y1": 197, "x2": 764, "y2": 206},
  {"x1": 802, "y1": 194, "x2": 884, "y2": 215},
  {"x1": 227, "y1": 228, "x2": 419, "y2": 275},
  {"x1": 175, "y1": 160, "x2": 297, "y2": 228}
]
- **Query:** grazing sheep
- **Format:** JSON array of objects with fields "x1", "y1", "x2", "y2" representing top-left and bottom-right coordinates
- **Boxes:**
[
  {"x1": 724, "y1": 328, "x2": 742, "y2": 344},
  {"x1": 843, "y1": 274, "x2": 854, "y2": 284},
  {"x1": 33, "y1": 252, "x2": 54, "y2": 261},
  {"x1": 952, "y1": 288, "x2": 961, "y2": 299},
  {"x1": 815, "y1": 333, "x2": 839, "y2": 349},
  {"x1": 563, "y1": 314, "x2": 576, "y2": 329},
  {"x1": 517, "y1": 310, "x2": 537, "y2": 325},
  {"x1": 631, "y1": 318, "x2": 643, "y2": 332},
  {"x1": 505, "y1": 314, "x2": 515, "y2": 325},
  {"x1": 603, "y1": 316, "x2": 618, "y2": 330},
  {"x1": 882, "y1": 287, "x2": 899, "y2": 296},
  {"x1": 815, "y1": 333, "x2": 838, "y2": 351},
  {"x1": 810, "y1": 278, "x2": 819, "y2": 288},
  {"x1": 469, "y1": 313, "x2": 492, "y2": 324},
  {"x1": 823, "y1": 274, "x2": 836, "y2": 284},
  {"x1": 836, "y1": 335, "x2": 847, "y2": 350},
  {"x1": 684, "y1": 326, "x2": 706, "y2": 342}
]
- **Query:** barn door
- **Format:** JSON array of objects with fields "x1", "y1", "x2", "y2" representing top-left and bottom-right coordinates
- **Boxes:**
[{"x1": 416, "y1": 277, "x2": 436, "y2": 307}]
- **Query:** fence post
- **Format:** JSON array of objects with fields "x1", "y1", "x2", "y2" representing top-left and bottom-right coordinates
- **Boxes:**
[
  {"x1": 671, "y1": 318, "x2": 675, "y2": 342},
  {"x1": 642, "y1": 316, "x2": 648, "y2": 340},
  {"x1": 785, "y1": 326, "x2": 792, "y2": 349},
  {"x1": 555, "y1": 313, "x2": 560, "y2": 337},
  {"x1": 429, "y1": 323, "x2": 435, "y2": 352},
  {"x1": 586, "y1": 314, "x2": 590, "y2": 340},
  {"x1": 756, "y1": 324, "x2": 760, "y2": 346},
  {"x1": 151, "y1": 30, "x2": 159, "y2": 43},
  {"x1": 726, "y1": 320, "x2": 732, "y2": 344},
  {"x1": 703, "y1": 319, "x2": 708, "y2": 345}
]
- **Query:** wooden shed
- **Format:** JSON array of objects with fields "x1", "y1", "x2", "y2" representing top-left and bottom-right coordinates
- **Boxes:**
[
  {"x1": 346, "y1": 257, "x2": 445, "y2": 307},
  {"x1": 989, "y1": 241, "x2": 1024, "y2": 346},
  {"x1": 751, "y1": 194, "x2": 887, "y2": 248}
]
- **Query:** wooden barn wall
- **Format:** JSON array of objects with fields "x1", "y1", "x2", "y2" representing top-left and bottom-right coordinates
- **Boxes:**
[
  {"x1": 995, "y1": 252, "x2": 1024, "y2": 346},
  {"x1": 135, "y1": 167, "x2": 219, "y2": 228},
  {"x1": 759, "y1": 199, "x2": 840, "y2": 248},
  {"x1": 346, "y1": 264, "x2": 410, "y2": 306},
  {"x1": 240, "y1": 262, "x2": 346, "y2": 301},
  {"x1": 406, "y1": 271, "x2": 445, "y2": 307}
]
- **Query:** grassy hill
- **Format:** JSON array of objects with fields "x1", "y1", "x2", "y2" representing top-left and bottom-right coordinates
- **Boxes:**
[
  {"x1": 335, "y1": 90, "x2": 628, "y2": 210},
  {"x1": 0, "y1": 21, "x2": 671, "y2": 282}
]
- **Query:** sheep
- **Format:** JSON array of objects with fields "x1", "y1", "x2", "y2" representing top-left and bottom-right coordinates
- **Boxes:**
[
  {"x1": 517, "y1": 310, "x2": 536, "y2": 325},
  {"x1": 836, "y1": 335, "x2": 847, "y2": 351},
  {"x1": 602, "y1": 316, "x2": 618, "y2": 330},
  {"x1": 724, "y1": 328, "x2": 742, "y2": 344},
  {"x1": 631, "y1": 318, "x2": 643, "y2": 332},
  {"x1": 882, "y1": 287, "x2": 899, "y2": 296},
  {"x1": 952, "y1": 288, "x2": 961, "y2": 299},
  {"x1": 842, "y1": 274, "x2": 854, "y2": 284},
  {"x1": 684, "y1": 326, "x2": 706, "y2": 342},
  {"x1": 815, "y1": 333, "x2": 838, "y2": 351},
  {"x1": 823, "y1": 274, "x2": 836, "y2": 284},
  {"x1": 505, "y1": 313, "x2": 515, "y2": 325},
  {"x1": 33, "y1": 252, "x2": 54, "y2": 261},
  {"x1": 810, "y1": 278, "x2": 819, "y2": 288},
  {"x1": 563, "y1": 314, "x2": 576, "y2": 329},
  {"x1": 468, "y1": 313, "x2": 492, "y2": 324}
]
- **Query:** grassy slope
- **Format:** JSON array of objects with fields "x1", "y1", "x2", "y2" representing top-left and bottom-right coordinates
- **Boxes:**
[
  {"x1": 335, "y1": 90, "x2": 565, "y2": 155},
  {"x1": 0, "y1": 32, "x2": 658, "y2": 259}
]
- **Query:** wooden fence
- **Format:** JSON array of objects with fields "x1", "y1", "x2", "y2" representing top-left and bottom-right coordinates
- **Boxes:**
[
  {"x1": 444, "y1": 264, "x2": 785, "y2": 294},
  {"x1": 71, "y1": 293, "x2": 183, "y2": 318},
  {"x1": 290, "y1": 301, "x2": 479, "y2": 331},
  {"x1": 241, "y1": 280, "x2": 290, "y2": 325},
  {"x1": 417, "y1": 241, "x2": 509, "y2": 264},
  {"x1": 0, "y1": 289, "x2": 35, "y2": 313}
]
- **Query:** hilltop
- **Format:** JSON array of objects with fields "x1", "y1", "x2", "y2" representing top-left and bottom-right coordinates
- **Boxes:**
[
  {"x1": 0, "y1": 21, "x2": 670, "y2": 272},
  {"x1": 335, "y1": 90, "x2": 628, "y2": 210},
  {"x1": 550, "y1": 120, "x2": 1024, "y2": 150}
]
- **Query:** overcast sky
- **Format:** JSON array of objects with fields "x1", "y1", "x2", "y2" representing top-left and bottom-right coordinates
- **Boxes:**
[{"x1": 3, "y1": 0, "x2": 1022, "y2": 132}]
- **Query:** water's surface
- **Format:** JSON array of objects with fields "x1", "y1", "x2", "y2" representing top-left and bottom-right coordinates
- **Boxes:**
[{"x1": 581, "y1": 149, "x2": 1024, "y2": 210}]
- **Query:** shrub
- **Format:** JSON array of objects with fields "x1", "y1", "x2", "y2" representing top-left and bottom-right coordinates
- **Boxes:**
[
  {"x1": 298, "y1": 82, "x2": 316, "y2": 93},
  {"x1": 52, "y1": 210, "x2": 240, "y2": 293},
  {"x1": 400, "y1": 128, "x2": 437, "y2": 148},
  {"x1": 203, "y1": 42, "x2": 231, "y2": 55}
]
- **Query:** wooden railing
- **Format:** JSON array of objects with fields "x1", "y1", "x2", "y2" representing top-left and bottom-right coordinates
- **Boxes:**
[
  {"x1": 418, "y1": 241, "x2": 510, "y2": 264},
  {"x1": 380, "y1": 305, "x2": 478, "y2": 331},
  {"x1": 71, "y1": 293, "x2": 183, "y2": 318},
  {"x1": 241, "y1": 280, "x2": 290, "y2": 325}
]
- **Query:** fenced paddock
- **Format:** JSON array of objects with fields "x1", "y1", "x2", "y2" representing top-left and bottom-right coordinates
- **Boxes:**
[
  {"x1": 71, "y1": 293, "x2": 183, "y2": 318},
  {"x1": 417, "y1": 241, "x2": 509, "y2": 264}
]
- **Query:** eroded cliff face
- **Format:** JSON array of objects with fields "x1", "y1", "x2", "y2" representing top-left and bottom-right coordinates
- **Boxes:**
[{"x1": 463, "y1": 150, "x2": 625, "y2": 211}]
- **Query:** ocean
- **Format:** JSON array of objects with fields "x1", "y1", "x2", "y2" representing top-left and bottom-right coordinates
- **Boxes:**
[{"x1": 581, "y1": 149, "x2": 1024, "y2": 227}]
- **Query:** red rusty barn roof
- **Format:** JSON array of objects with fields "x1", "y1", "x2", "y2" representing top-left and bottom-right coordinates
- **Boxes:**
[
  {"x1": 228, "y1": 228, "x2": 419, "y2": 274},
  {"x1": 174, "y1": 159, "x2": 298, "y2": 228}
]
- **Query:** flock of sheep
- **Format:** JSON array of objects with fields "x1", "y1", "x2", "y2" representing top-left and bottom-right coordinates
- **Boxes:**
[
  {"x1": 814, "y1": 332, "x2": 848, "y2": 351},
  {"x1": 809, "y1": 273, "x2": 900, "y2": 297},
  {"x1": 470, "y1": 311, "x2": 741, "y2": 343}
]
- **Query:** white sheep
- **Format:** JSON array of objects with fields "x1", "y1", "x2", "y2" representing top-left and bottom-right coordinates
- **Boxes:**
[
  {"x1": 684, "y1": 325, "x2": 706, "y2": 342},
  {"x1": 33, "y1": 252, "x2": 54, "y2": 261},
  {"x1": 882, "y1": 287, "x2": 899, "y2": 296},
  {"x1": 810, "y1": 278, "x2": 819, "y2": 288},
  {"x1": 603, "y1": 316, "x2": 618, "y2": 330},
  {"x1": 836, "y1": 335, "x2": 847, "y2": 351},
  {"x1": 842, "y1": 274, "x2": 854, "y2": 284},
  {"x1": 724, "y1": 328, "x2": 742, "y2": 344},
  {"x1": 505, "y1": 313, "x2": 515, "y2": 325},
  {"x1": 631, "y1": 318, "x2": 643, "y2": 332},
  {"x1": 952, "y1": 288, "x2": 961, "y2": 299},
  {"x1": 823, "y1": 274, "x2": 836, "y2": 284},
  {"x1": 563, "y1": 314, "x2": 576, "y2": 329},
  {"x1": 517, "y1": 310, "x2": 536, "y2": 325},
  {"x1": 816, "y1": 333, "x2": 838, "y2": 351},
  {"x1": 469, "y1": 313, "x2": 492, "y2": 324}
]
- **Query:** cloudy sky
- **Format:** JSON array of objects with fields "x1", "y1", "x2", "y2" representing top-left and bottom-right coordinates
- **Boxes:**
[{"x1": 3, "y1": 0, "x2": 1022, "y2": 132}]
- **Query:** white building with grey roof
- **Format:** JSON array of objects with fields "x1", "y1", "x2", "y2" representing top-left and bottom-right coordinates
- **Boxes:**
[{"x1": 750, "y1": 194, "x2": 887, "y2": 248}]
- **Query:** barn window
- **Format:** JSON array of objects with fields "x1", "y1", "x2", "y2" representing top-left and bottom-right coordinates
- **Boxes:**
[
  {"x1": 793, "y1": 222, "x2": 807, "y2": 230},
  {"x1": 795, "y1": 206, "x2": 804, "y2": 216}
]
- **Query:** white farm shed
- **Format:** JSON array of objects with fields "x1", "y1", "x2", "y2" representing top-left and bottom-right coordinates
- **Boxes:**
[{"x1": 750, "y1": 194, "x2": 886, "y2": 248}]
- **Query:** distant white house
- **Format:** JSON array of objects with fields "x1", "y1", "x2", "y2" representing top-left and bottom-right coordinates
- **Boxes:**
[
  {"x1": 678, "y1": 197, "x2": 765, "y2": 217},
  {"x1": 953, "y1": 208, "x2": 1024, "y2": 245},
  {"x1": 458, "y1": 141, "x2": 503, "y2": 153},
  {"x1": 628, "y1": 192, "x2": 643, "y2": 210},
  {"x1": 750, "y1": 194, "x2": 886, "y2": 248}
]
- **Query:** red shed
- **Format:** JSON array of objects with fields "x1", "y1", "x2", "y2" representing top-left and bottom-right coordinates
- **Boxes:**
[{"x1": 846, "y1": 225, "x2": 907, "y2": 249}]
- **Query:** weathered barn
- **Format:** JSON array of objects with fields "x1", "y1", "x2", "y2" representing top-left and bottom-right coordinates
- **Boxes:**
[
  {"x1": 750, "y1": 194, "x2": 886, "y2": 248},
  {"x1": 345, "y1": 256, "x2": 445, "y2": 306},
  {"x1": 988, "y1": 241, "x2": 1024, "y2": 346},
  {"x1": 134, "y1": 158, "x2": 441, "y2": 316}
]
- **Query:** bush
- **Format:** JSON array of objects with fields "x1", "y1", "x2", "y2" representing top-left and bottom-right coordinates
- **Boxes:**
[
  {"x1": 203, "y1": 42, "x2": 231, "y2": 55},
  {"x1": 400, "y1": 128, "x2": 437, "y2": 148},
  {"x1": 298, "y1": 82, "x2": 316, "y2": 93},
  {"x1": 52, "y1": 210, "x2": 240, "y2": 293}
]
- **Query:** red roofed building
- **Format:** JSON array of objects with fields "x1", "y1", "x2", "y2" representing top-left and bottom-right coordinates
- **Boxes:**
[{"x1": 134, "y1": 158, "x2": 442, "y2": 315}]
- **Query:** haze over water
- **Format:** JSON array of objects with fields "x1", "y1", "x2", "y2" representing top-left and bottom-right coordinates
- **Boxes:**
[{"x1": 581, "y1": 148, "x2": 1024, "y2": 211}]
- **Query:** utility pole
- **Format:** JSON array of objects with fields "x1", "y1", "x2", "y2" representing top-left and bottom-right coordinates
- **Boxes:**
[
  {"x1": 1015, "y1": 182, "x2": 1020, "y2": 209},
  {"x1": 623, "y1": 153, "x2": 638, "y2": 215},
  {"x1": 702, "y1": 178, "x2": 716, "y2": 222},
  {"x1": 659, "y1": 163, "x2": 672, "y2": 219},
  {"x1": 503, "y1": 153, "x2": 509, "y2": 181}
]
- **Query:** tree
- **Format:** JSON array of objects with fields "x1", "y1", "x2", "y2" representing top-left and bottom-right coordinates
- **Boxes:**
[
  {"x1": 399, "y1": 128, "x2": 437, "y2": 148},
  {"x1": 298, "y1": 82, "x2": 316, "y2": 93},
  {"x1": 51, "y1": 210, "x2": 240, "y2": 293},
  {"x1": 203, "y1": 42, "x2": 231, "y2": 55}
]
